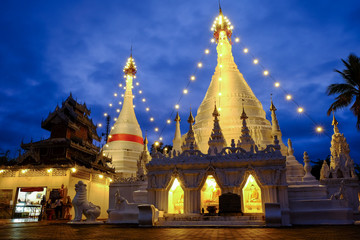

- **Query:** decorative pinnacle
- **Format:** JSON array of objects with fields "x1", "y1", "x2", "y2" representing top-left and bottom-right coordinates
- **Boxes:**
[
  {"x1": 143, "y1": 134, "x2": 149, "y2": 151},
  {"x1": 270, "y1": 95, "x2": 277, "y2": 112},
  {"x1": 332, "y1": 112, "x2": 339, "y2": 134},
  {"x1": 144, "y1": 134, "x2": 148, "y2": 145},
  {"x1": 212, "y1": 102, "x2": 220, "y2": 118},
  {"x1": 241, "y1": 107, "x2": 248, "y2": 120},
  {"x1": 174, "y1": 112, "x2": 181, "y2": 122},
  {"x1": 211, "y1": 3, "x2": 233, "y2": 43},
  {"x1": 187, "y1": 109, "x2": 194, "y2": 124},
  {"x1": 332, "y1": 112, "x2": 338, "y2": 127},
  {"x1": 123, "y1": 50, "x2": 137, "y2": 76}
]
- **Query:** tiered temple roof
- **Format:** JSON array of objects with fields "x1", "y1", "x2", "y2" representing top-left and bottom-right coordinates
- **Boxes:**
[{"x1": 2, "y1": 94, "x2": 114, "y2": 174}]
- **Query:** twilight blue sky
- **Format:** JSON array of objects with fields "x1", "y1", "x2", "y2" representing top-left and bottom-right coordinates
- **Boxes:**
[{"x1": 0, "y1": 0, "x2": 359, "y2": 163}]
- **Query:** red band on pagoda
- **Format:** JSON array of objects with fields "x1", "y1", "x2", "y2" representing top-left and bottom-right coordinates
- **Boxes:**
[{"x1": 108, "y1": 134, "x2": 143, "y2": 144}]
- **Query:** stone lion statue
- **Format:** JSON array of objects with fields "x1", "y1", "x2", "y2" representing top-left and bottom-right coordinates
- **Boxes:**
[{"x1": 72, "y1": 181, "x2": 101, "y2": 222}]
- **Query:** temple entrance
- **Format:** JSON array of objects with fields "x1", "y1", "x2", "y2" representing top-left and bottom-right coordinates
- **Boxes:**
[
  {"x1": 168, "y1": 178, "x2": 184, "y2": 214},
  {"x1": 201, "y1": 175, "x2": 221, "y2": 213},
  {"x1": 242, "y1": 174, "x2": 263, "y2": 213}
]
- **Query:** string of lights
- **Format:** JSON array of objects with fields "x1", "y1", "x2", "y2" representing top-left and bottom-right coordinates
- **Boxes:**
[
  {"x1": 231, "y1": 34, "x2": 330, "y2": 138},
  {"x1": 98, "y1": 12, "x2": 330, "y2": 146}
]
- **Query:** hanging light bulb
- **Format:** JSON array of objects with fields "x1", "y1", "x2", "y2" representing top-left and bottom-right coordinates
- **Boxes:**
[
  {"x1": 175, "y1": 104, "x2": 180, "y2": 109},
  {"x1": 253, "y1": 59, "x2": 259, "y2": 64},
  {"x1": 104, "y1": 113, "x2": 108, "y2": 117},
  {"x1": 263, "y1": 70, "x2": 269, "y2": 76},
  {"x1": 183, "y1": 89, "x2": 188, "y2": 94},
  {"x1": 190, "y1": 76, "x2": 196, "y2": 81},
  {"x1": 243, "y1": 48, "x2": 249, "y2": 53},
  {"x1": 286, "y1": 94, "x2": 292, "y2": 100},
  {"x1": 146, "y1": 107, "x2": 150, "y2": 111},
  {"x1": 235, "y1": 37, "x2": 240, "y2": 42},
  {"x1": 139, "y1": 90, "x2": 142, "y2": 94},
  {"x1": 297, "y1": 107, "x2": 304, "y2": 113},
  {"x1": 205, "y1": 49, "x2": 210, "y2": 54},
  {"x1": 109, "y1": 103, "x2": 113, "y2": 107},
  {"x1": 142, "y1": 98, "x2": 146, "y2": 102},
  {"x1": 316, "y1": 126, "x2": 323, "y2": 133},
  {"x1": 114, "y1": 93, "x2": 118, "y2": 97},
  {"x1": 116, "y1": 109, "x2": 120, "y2": 113},
  {"x1": 98, "y1": 123, "x2": 102, "y2": 127},
  {"x1": 155, "y1": 127, "x2": 159, "y2": 132},
  {"x1": 197, "y1": 62, "x2": 203, "y2": 68},
  {"x1": 119, "y1": 101, "x2": 122, "y2": 105},
  {"x1": 274, "y1": 82, "x2": 280, "y2": 87},
  {"x1": 150, "y1": 117, "x2": 154, "y2": 122},
  {"x1": 167, "y1": 119, "x2": 171, "y2": 124}
]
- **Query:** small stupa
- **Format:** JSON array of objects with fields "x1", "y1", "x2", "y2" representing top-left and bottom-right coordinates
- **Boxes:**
[{"x1": 103, "y1": 50, "x2": 143, "y2": 176}]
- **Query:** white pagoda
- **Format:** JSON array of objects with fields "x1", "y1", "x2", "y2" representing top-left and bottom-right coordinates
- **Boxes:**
[{"x1": 103, "y1": 52, "x2": 143, "y2": 177}]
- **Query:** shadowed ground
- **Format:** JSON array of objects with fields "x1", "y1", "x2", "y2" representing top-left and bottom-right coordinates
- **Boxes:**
[{"x1": 1, "y1": 221, "x2": 360, "y2": 240}]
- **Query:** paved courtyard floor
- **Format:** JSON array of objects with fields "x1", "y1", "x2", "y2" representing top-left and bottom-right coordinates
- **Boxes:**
[{"x1": 0, "y1": 221, "x2": 360, "y2": 240}]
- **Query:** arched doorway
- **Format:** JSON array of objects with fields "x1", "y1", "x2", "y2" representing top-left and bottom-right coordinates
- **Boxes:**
[
  {"x1": 242, "y1": 174, "x2": 263, "y2": 213},
  {"x1": 168, "y1": 178, "x2": 184, "y2": 214},
  {"x1": 201, "y1": 175, "x2": 221, "y2": 213}
]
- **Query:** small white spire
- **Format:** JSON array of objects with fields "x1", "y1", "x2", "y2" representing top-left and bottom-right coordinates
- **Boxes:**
[{"x1": 172, "y1": 112, "x2": 182, "y2": 153}]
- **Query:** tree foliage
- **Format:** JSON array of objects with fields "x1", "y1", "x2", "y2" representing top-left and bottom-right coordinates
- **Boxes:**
[
  {"x1": 327, "y1": 54, "x2": 360, "y2": 130},
  {"x1": 150, "y1": 142, "x2": 173, "y2": 155}
]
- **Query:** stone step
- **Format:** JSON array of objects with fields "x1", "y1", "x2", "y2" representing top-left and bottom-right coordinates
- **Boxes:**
[
  {"x1": 157, "y1": 214, "x2": 266, "y2": 226},
  {"x1": 157, "y1": 219, "x2": 265, "y2": 226}
]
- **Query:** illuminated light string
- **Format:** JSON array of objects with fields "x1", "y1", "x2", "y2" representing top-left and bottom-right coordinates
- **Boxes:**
[
  {"x1": 98, "y1": 27, "x2": 327, "y2": 145},
  {"x1": 155, "y1": 43, "x2": 213, "y2": 141},
  {"x1": 230, "y1": 33, "x2": 328, "y2": 137},
  {"x1": 97, "y1": 45, "x2": 212, "y2": 144}
]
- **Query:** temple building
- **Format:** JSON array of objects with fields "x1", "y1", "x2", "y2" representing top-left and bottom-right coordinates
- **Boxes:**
[
  {"x1": 138, "y1": 6, "x2": 359, "y2": 226},
  {"x1": 0, "y1": 94, "x2": 114, "y2": 219},
  {"x1": 103, "y1": 53, "x2": 144, "y2": 177}
]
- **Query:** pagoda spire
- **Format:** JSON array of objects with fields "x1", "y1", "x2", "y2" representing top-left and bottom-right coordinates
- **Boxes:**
[
  {"x1": 181, "y1": 109, "x2": 199, "y2": 152},
  {"x1": 103, "y1": 49, "x2": 143, "y2": 176},
  {"x1": 137, "y1": 134, "x2": 151, "y2": 179},
  {"x1": 270, "y1": 98, "x2": 280, "y2": 133},
  {"x1": 329, "y1": 115, "x2": 357, "y2": 179},
  {"x1": 208, "y1": 103, "x2": 226, "y2": 155},
  {"x1": 172, "y1": 112, "x2": 182, "y2": 154},
  {"x1": 237, "y1": 106, "x2": 255, "y2": 151},
  {"x1": 268, "y1": 97, "x2": 288, "y2": 155},
  {"x1": 193, "y1": 7, "x2": 275, "y2": 153},
  {"x1": 332, "y1": 112, "x2": 339, "y2": 134}
]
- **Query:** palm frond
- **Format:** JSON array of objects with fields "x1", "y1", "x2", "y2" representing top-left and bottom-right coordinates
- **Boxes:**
[
  {"x1": 327, "y1": 91, "x2": 354, "y2": 115},
  {"x1": 326, "y1": 83, "x2": 356, "y2": 95}
]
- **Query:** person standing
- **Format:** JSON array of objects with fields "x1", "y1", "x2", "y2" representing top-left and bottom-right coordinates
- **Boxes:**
[{"x1": 54, "y1": 198, "x2": 62, "y2": 220}]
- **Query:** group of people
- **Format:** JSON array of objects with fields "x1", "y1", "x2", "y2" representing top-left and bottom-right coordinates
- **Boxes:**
[{"x1": 38, "y1": 184, "x2": 72, "y2": 221}]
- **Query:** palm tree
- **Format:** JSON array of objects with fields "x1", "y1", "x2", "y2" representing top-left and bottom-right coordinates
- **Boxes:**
[{"x1": 327, "y1": 54, "x2": 360, "y2": 130}]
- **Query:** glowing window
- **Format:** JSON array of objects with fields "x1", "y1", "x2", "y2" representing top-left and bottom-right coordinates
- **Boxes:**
[
  {"x1": 201, "y1": 175, "x2": 221, "y2": 213},
  {"x1": 168, "y1": 178, "x2": 184, "y2": 214},
  {"x1": 242, "y1": 174, "x2": 263, "y2": 213}
]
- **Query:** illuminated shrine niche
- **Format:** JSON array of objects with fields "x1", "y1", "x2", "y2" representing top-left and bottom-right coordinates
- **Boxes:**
[
  {"x1": 168, "y1": 178, "x2": 184, "y2": 214},
  {"x1": 242, "y1": 174, "x2": 263, "y2": 213},
  {"x1": 201, "y1": 175, "x2": 221, "y2": 213}
]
